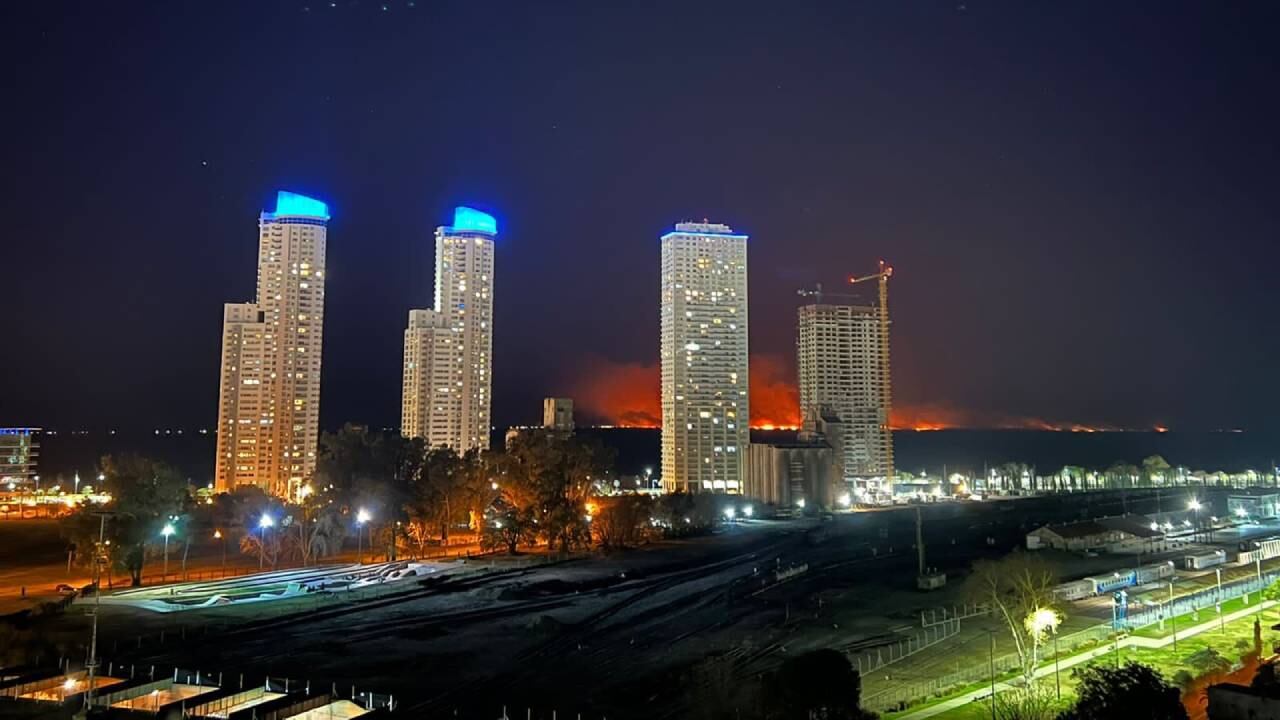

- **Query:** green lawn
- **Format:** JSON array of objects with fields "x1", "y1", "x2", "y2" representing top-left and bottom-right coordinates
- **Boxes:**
[
  {"x1": 882, "y1": 603, "x2": 1276, "y2": 719},
  {"x1": 1132, "y1": 594, "x2": 1273, "y2": 639}
]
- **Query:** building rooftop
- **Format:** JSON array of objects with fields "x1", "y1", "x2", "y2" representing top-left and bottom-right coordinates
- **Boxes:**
[
  {"x1": 266, "y1": 191, "x2": 329, "y2": 220},
  {"x1": 445, "y1": 205, "x2": 497, "y2": 235}
]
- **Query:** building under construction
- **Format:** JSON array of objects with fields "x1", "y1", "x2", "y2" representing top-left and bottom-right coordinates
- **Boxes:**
[{"x1": 795, "y1": 263, "x2": 895, "y2": 497}]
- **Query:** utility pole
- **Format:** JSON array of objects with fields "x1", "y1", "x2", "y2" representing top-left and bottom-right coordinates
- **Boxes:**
[{"x1": 81, "y1": 513, "x2": 107, "y2": 717}]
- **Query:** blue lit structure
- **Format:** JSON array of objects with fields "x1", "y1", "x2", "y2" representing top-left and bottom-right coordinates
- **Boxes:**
[
  {"x1": 446, "y1": 206, "x2": 497, "y2": 235},
  {"x1": 660, "y1": 229, "x2": 748, "y2": 240},
  {"x1": 267, "y1": 191, "x2": 330, "y2": 220}
]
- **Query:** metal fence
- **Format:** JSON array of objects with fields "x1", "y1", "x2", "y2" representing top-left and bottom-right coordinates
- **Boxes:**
[
  {"x1": 853, "y1": 617, "x2": 962, "y2": 675},
  {"x1": 861, "y1": 622, "x2": 1114, "y2": 712},
  {"x1": 1121, "y1": 569, "x2": 1278, "y2": 629}
]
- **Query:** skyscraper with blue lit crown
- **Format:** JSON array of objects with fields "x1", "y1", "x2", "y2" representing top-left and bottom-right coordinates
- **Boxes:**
[
  {"x1": 401, "y1": 206, "x2": 496, "y2": 451},
  {"x1": 215, "y1": 191, "x2": 328, "y2": 498}
]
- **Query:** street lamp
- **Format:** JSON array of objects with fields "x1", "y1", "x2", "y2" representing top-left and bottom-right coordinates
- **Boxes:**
[
  {"x1": 1189, "y1": 499, "x2": 1201, "y2": 541},
  {"x1": 356, "y1": 508, "x2": 371, "y2": 564},
  {"x1": 258, "y1": 514, "x2": 274, "y2": 570},
  {"x1": 161, "y1": 523, "x2": 175, "y2": 580},
  {"x1": 1025, "y1": 607, "x2": 1061, "y2": 669},
  {"x1": 214, "y1": 529, "x2": 226, "y2": 575}
]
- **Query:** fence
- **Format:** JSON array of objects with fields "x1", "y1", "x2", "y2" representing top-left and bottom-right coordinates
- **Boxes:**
[
  {"x1": 1121, "y1": 569, "x2": 1279, "y2": 629},
  {"x1": 921, "y1": 603, "x2": 989, "y2": 628},
  {"x1": 853, "y1": 617, "x2": 961, "y2": 675},
  {"x1": 861, "y1": 622, "x2": 1114, "y2": 712}
]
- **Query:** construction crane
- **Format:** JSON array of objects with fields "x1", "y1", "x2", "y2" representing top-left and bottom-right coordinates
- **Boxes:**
[{"x1": 849, "y1": 261, "x2": 895, "y2": 490}]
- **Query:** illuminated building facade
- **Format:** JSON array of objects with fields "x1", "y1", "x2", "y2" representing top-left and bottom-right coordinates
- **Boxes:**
[
  {"x1": 660, "y1": 221, "x2": 749, "y2": 493},
  {"x1": 215, "y1": 191, "x2": 328, "y2": 498},
  {"x1": 0, "y1": 428, "x2": 40, "y2": 487},
  {"x1": 797, "y1": 302, "x2": 893, "y2": 485},
  {"x1": 401, "y1": 207, "x2": 496, "y2": 452}
]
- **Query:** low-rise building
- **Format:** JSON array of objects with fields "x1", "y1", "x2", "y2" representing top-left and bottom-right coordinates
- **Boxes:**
[
  {"x1": 1207, "y1": 682, "x2": 1280, "y2": 719},
  {"x1": 1228, "y1": 490, "x2": 1280, "y2": 520},
  {"x1": 1026, "y1": 514, "x2": 1164, "y2": 551}
]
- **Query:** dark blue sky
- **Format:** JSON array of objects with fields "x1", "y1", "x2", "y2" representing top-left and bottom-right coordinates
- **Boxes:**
[{"x1": 4, "y1": 0, "x2": 1278, "y2": 432}]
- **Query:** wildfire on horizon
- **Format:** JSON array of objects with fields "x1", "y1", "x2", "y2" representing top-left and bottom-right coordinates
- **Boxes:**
[{"x1": 565, "y1": 356, "x2": 1162, "y2": 432}]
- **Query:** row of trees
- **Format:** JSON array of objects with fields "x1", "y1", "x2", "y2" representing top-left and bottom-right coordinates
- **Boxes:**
[{"x1": 61, "y1": 425, "x2": 734, "y2": 585}]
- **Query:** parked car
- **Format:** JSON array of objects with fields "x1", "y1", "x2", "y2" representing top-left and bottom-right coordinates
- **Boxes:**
[{"x1": 54, "y1": 584, "x2": 77, "y2": 596}]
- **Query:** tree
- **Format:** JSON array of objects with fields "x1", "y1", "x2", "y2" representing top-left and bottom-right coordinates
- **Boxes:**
[
  {"x1": 592, "y1": 495, "x2": 656, "y2": 549},
  {"x1": 1142, "y1": 455, "x2": 1173, "y2": 486},
  {"x1": 93, "y1": 454, "x2": 192, "y2": 586},
  {"x1": 1057, "y1": 662, "x2": 1187, "y2": 720},
  {"x1": 481, "y1": 506, "x2": 535, "y2": 554},
  {"x1": 765, "y1": 649, "x2": 876, "y2": 719},
  {"x1": 994, "y1": 684, "x2": 1058, "y2": 720},
  {"x1": 965, "y1": 551, "x2": 1058, "y2": 683}
]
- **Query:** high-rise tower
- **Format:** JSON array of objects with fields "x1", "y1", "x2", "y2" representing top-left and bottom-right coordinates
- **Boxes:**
[
  {"x1": 797, "y1": 276, "x2": 894, "y2": 492},
  {"x1": 659, "y1": 221, "x2": 749, "y2": 493},
  {"x1": 401, "y1": 206, "x2": 496, "y2": 451},
  {"x1": 215, "y1": 191, "x2": 328, "y2": 498}
]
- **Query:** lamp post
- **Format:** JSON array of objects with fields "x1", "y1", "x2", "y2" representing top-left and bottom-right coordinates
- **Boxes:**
[
  {"x1": 161, "y1": 523, "x2": 175, "y2": 580},
  {"x1": 258, "y1": 514, "x2": 274, "y2": 570},
  {"x1": 1216, "y1": 567, "x2": 1223, "y2": 598},
  {"x1": 1189, "y1": 499, "x2": 1201, "y2": 542},
  {"x1": 356, "y1": 508, "x2": 371, "y2": 564},
  {"x1": 1052, "y1": 624, "x2": 1061, "y2": 700},
  {"x1": 1169, "y1": 581, "x2": 1178, "y2": 651},
  {"x1": 987, "y1": 630, "x2": 996, "y2": 720},
  {"x1": 213, "y1": 529, "x2": 227, "y2": 575}
]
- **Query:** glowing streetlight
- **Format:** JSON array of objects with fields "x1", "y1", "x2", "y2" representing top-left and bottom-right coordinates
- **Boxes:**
[
  {"x1": 356, "y1": 508, "x2": 371, "y2": 564},
  {"x1": 723, "y1": 506, "x2": 736, "y2": 521},
  {"x1": 257, "y1": 514, "x2": 274, "y2": 569},
  {"x1": 161, "y1": 523, "x2": 176, "y2": 579},
  {"x1": 743, "y1": 504, "x2": 754, "y2": 518},
  {"x1": 1024, "y1": 607, "x2": 1062, "y2": 694},
  {"x1": 1235, "y1": 506, "x2": 1249, "y2": 518},
  {"x1": 838, "y1": 492, "x2": 852, "y2": 508}
]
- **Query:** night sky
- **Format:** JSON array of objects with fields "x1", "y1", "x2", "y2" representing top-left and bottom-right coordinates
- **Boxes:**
[{"x1": 4, "y1": 1, "x2": 1278, "y2": 434}]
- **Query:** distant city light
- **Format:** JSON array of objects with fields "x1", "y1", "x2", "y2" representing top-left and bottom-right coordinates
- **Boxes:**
[
  {"x1": 258, "y1": 514, "x2": 274, "y2": 529},
  {"x1": 356, "y1": 508, "x2": 371, "y2": 524}
]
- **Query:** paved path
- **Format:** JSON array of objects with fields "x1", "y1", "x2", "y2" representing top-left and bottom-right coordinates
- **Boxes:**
[{"x1": 894, "y1": 600, "x2": 1276, "y2": 719}]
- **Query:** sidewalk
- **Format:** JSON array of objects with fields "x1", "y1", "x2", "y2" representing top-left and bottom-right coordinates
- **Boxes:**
[{"x1": 894, "y1": 600, "x2": 1276, "y2": 719}]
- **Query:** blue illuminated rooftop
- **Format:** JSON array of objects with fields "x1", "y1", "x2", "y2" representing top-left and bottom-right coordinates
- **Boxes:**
[
  {"x1": 267, "y1": 191, "x2": 330, "y2": 220},
  {"x1": 446, "y1": 206, "x2": 498, "y2": 235}
]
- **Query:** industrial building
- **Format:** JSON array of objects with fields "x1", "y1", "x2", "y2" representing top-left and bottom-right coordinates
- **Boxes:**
[
  {"x1": 743, "y1": 440, "x2": 841, "y2": 509},
  {"x1": 1025, "y1": 514, "x2": 1164, "y2": 551},
  {"x1": 1227, "y1": 489, "x2": 1280, "y2": 520},
  {"x1": 214, "y1": 192, "x2": 328, "y2": 499},
  {"x1": 543, "y1": 397, "x2": 574, "y2": 433}
]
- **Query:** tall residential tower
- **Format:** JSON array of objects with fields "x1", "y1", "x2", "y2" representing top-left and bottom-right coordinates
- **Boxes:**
[
  {"x1": 215, "y1": 191, "x2": 329, "y2": 498},
  {"x1": 797, "y1": 277, "x2": 894, "y2": 492},
  {"x1": 660, "y1": 222, "x2": 749, "y2": 493},
  {"x1": 401, "y1": 207, "x2": 496, "y2": 451}
]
